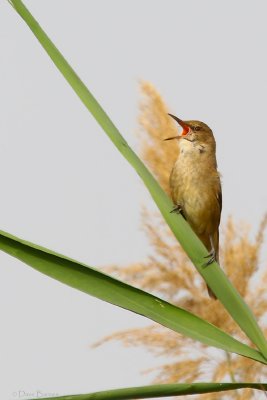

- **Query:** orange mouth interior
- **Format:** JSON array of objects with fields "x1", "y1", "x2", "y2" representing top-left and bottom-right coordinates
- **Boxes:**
[{"x1": 181, "y1": 125, "x2": 190, "y2": 136}]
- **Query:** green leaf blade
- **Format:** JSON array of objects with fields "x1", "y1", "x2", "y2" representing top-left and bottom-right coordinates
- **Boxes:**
[
  {"x1": 29, "y1": 383, "x2": 267, "y2": 400},
  {"x1": 0, "y1": 229, "x2": 266, "y2": 365}
]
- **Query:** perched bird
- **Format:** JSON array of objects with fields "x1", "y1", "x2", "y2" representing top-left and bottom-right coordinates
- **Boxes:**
[{"x1": 165, "y1": 114, "x2": 222, "y2": 299}]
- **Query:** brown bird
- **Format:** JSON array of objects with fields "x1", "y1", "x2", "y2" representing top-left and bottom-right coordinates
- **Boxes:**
[{"x1": 165, "y1": 114, "x2": 222, "y2": 299}]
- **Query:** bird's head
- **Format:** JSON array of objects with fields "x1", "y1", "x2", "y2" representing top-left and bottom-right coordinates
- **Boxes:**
[{"x1": 165, "y1": 114, "x2": 215, "y2": 149}]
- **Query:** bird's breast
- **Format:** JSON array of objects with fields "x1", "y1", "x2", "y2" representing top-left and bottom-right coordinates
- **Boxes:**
[{"x1": 170, "y1": 142, "x2": 221, "y2": 235}]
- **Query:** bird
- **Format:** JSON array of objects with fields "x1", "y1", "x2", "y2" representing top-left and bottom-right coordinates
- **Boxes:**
[{"x1": 165, "y1": 113, "x2": 222, "y2": 299}]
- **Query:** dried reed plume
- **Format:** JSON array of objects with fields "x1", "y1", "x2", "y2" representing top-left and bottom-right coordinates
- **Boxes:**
[{"x1": 96, "y1": 82, "x2": 267, "y2": 399}]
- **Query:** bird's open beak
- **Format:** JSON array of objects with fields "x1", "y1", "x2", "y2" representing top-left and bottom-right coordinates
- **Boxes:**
[{"x1": 164, "y1": 114, "x2": 190, "y2": 141}]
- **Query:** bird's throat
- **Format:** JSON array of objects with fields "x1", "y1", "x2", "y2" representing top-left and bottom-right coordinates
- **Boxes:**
[{"x1": 179, "y1": 138, "x2": 205, "y2": 155}]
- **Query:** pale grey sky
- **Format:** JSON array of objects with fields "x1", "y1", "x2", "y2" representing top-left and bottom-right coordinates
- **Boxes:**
[{"x1": 1, "y1": 1, "x2": 267, "y2": 399}]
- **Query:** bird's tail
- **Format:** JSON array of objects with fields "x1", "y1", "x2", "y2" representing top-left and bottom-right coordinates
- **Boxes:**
[
  {"x1": 207, "y1": 285, "x2": 217, "y2": 299},
  {"x1": 206, "y1": 229, "x2": 219, "y2": 300}
]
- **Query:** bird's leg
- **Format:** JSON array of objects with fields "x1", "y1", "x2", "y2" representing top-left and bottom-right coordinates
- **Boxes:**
[
  {"x1": 202, "y1": 235, "x2": 216, "y2": 267},
  {"x1": 170, "y1": 204, "x2": 183, "y2": 214}
]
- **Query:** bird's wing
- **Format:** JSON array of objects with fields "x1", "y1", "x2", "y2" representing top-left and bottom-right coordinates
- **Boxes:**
[
  {"x1": 217, "y1": 184, "x2": 222, "y2": 210},
  {"x1": 216, "y1": 183, "x2": 222, "y2": 224}
]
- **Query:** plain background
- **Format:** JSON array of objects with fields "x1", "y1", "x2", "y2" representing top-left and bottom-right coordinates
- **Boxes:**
[{"x1": 1, "y1": 1, "x2": 267, "y2": 399}]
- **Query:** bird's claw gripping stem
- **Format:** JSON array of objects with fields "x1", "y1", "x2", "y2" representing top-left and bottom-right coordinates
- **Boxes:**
[
  {"x1": 170, "y1": 204, "x2": 183, "y2": 214},
  {"x1": 202, "y1": 250, "x2": 216, "y2": 267}
]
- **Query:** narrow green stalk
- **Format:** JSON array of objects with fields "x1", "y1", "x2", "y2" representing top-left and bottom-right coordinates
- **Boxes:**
[
  {"x1": 226, "y1": 352, "x2": 237, "y2": 384},
  {"x1": 226, "y1": 352, "x2": 241, "y2": 399},
  {"x1": 28, "y1": 383, "x2": 267, "y2": 400},
  {"x1": 8, "y1": 0, "x2": 267, "y2": 358}
]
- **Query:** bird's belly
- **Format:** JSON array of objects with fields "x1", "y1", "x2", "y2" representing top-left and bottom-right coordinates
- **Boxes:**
[
  {"x1": 170, "y1": 159, "x2": 220, "y2": 235},
  {"x1": 183, "y1": 190, "x2": 217, "y2": 234}
]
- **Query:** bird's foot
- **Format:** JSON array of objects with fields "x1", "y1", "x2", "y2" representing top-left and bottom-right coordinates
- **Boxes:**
[
  {"x1": 202, "y1": 250, "x2": 216, "y2": 267},
  {"x1": 170, "y1": 204, "x2": 183, "y2": 214}
]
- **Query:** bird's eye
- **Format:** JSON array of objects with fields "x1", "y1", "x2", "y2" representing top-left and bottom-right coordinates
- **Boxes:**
[{"x1": 193, "y1": 126, "x2": 201, "y2": 131}]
